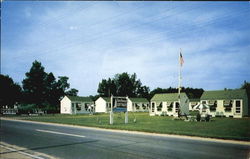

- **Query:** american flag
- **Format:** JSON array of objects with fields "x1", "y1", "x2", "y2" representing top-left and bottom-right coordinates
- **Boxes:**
[{"x1": 179, "y1": 52, "x2": 184, "y2": 66}]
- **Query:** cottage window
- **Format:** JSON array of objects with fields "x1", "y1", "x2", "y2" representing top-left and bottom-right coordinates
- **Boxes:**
[
  {"x1": 202, "y1": 101, "x2": 206, "y2": 104},
  {"x1": 135, "y1": 103, "x2": 140, "y2": 110},
  {"x1": 235, "y1": 100, "x2": 241, "y2": 113},
  {"x1": 224, "y1": 100, "x2": 232, "y2": 112},
  {"x1": 168, "y1": 102, "x2": 173, "y2": 111},
  {"x1": 142, "y1": 104, "x2": 147, "y2": 110},
  {"x1": 152, "y1": 103, "x2": 155, "y2": 112},
  {"x1": 175, "y1": 102, "x2": 180, "y2": 113},
  {"x1": 85, "y1": 103, "x2": 89, "y2": 111},
  {"x1": 157, "y1": 102, "x2": 162, "y2": 111},
  {"x1": 76, "y1": 103, "x2": 81, "y2": 111},
  {"x1": 210, "y1": 101, "x2": 217, "y2": 112}
]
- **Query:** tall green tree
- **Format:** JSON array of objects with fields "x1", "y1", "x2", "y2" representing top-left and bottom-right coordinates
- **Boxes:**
[
  {"x1": 22, "y1": 61, "x2": 78, "y2": 113},
  {"x1": 22, "y1": 60, "x2": 47, "y2": 107},
  {"x1": 97, "y1": 72, "x2": 149, "y2": 98},
  {"x1": 0, "y1": 74, "x2": 22, "y2": 108},
  {"x1": 44, "y1": 72, "x2": 58, "y2": 107},
  {"x1": 114, "y1": 73, "x2": 135, "y2": 97},
  {"x1": 241, "y1": 80, "x2": 250, "y2": 115},
  {"x1": 97, "y1": 78, "x2": 116, "y2": 96}
]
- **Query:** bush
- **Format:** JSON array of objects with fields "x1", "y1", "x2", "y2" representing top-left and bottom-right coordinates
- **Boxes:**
[
  {"x1": 205, "y1": 114, "x2": 211, "y2": 122},
  {"x1": 18, "y1": 104, "x2": 37, "y2": 114},
  {"x1": 196, "y1": 113, "x2": 201, "y2": 121}
]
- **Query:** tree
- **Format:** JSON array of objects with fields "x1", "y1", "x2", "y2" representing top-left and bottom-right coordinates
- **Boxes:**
[
  {"x1": 97, "y1": 72, "x2": 149, "y2": 98},
  {"x1": 0, "y1": 74, "x2": 22, "y2": 108},
  {"x1": 114, "y1": 73, "x2": 135, "y2": 97},
  {"x1": 66, "y1": 88, "x2": 79, "y2": 96},
  {"x1": 241, "y1": 80, "x2": 250, "y2": 115},
  {"x1": 22, "y1": 60, "x2": 75, "y2": 113},
  {"x1": 241, "y1": 81, "x2": 250, "y2": 91},
  {"x1": 22, "y1": 60, "x2": 48, "y2": 107},
  {"x1": 137, "y1": 85, "x2": 150, "y2": 99},
  {"x1": 44, "y1": 72, "x2": 58, "y2": 108},
  {"x1": 97, "y1": 78, "x2": 116, "y2": 97},
  {"x1": 182, "y1": 87, "x2": 204, "y2": 99},
  {"x1": 57, "y1": 76, "x2": 70, "y2": 93}
]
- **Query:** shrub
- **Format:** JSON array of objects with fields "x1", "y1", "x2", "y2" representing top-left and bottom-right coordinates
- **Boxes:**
[{"x1": 196, "y1": 113, "x2": 201, "y2": 121}]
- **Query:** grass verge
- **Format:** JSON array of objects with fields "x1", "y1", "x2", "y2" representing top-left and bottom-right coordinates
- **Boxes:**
[{"x1": 4, "y1": 112, "x2": 250, "y2": 141}]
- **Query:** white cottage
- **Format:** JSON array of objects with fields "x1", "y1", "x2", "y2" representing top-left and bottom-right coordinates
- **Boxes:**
[
  {"x1": 150, "y1": 93, "x2": 189, "y2": 116},
  {"x1": 200, "y1": 89, "x2": 248, "y2": 118},
  {"x1": 95, "y1": 97, "x2": 111, "y2": 113},
  {"x1": 127, "y1": 98, "x2": 149, "y2": 112},
  {"x1": 60, "y1": 96, "x2": 94, "y2": 114}
]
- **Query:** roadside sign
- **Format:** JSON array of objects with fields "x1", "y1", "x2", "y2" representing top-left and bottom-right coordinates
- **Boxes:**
[
  {"x1": 110, "y1": 96, "x2": 128, "y2": 124},
  {"x1": 114, "y1": 97, "x2": 127, "y2": 111}
]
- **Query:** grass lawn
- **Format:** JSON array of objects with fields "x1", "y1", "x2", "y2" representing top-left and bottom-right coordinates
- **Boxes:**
[{"x1": 6, "y1": 112, "x2": 250, "y2": 141}]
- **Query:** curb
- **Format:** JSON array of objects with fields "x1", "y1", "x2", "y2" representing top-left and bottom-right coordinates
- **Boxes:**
[{"x1": 1, "y1": 117, "x2": 250, "y2": 146}]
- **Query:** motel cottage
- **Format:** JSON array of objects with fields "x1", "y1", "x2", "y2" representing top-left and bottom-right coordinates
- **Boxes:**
[
  {"x1": 200, "y1": 89, "x2": 248, "y2": 118},
  {"x1": 60, "y1": 96, "x2": 94, "y2": 114},
  {"x1": 150, "y1": 92, "x2": 189, "y2": 116},
  {"x1": 127, "y1": 98, "x2": 149, "y2": 112},
  {"x1": 95, "y1": 97, "x2": 111, "y2": 113}
]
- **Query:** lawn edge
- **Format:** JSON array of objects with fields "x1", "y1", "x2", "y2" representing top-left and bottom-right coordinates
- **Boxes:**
[{"x1": 1, "y1": 117, "x2": 250, "y2": 146}]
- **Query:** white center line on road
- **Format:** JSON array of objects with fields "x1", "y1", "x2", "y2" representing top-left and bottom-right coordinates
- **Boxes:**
[
  {"x1": 0, "y1": 145, "x2": 45, "y2": 159},
  {"x1": 36, "y1": 129, "x2": 86, "y2": 138}
]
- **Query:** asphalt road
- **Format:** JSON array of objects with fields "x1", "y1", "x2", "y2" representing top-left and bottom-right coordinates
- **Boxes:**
[{"x1": 1, "y1": 119, "x2": 249, "y2": 159}]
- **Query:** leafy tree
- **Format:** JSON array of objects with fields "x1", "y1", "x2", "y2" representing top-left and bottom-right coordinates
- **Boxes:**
[
  {"x1": 97, "y1": 78, "x2": 116, "y2": 97},
  {"x1": 114, "y1": 73, "x2": 135, "y2": 97},
  {"x1": 57, "y1": 76, "x2": 70, "y2": 93},
  {"x1": 182, "y1": 87, "x2": 204, "y2": 99},
  {"x1": 22, "y1": 60, "x2": 47, "y2": 107},
  {"x1": 0, "y1": 74, "x2": 22, "y2": 108},
  {"x1": 97, "y1": 72, "x2": 149, "y2": 98},
  {"x1": 21, "y1": 60, "x2": 75, "y2": 113},
  {"x1": 66, "y1": 88, "x2": 79, "y2": 96},
  {"x1": 137, "y1": 85, "x2": 150, "y2": 99},
  {"x1": 241, "y1": 80, "x2": 250, "y2": 115},
  {"x1": 241, "y1": 81, "x2": 250, "y2": 91}
]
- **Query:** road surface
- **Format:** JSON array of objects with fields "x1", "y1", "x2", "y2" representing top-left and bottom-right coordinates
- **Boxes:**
[{"x1": 1, "y1": 119, "x2": 249, "y2": 159}]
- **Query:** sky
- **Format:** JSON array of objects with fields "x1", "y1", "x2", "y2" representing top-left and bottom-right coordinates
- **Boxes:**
[{"x1": 1, "y1": 1, "x2": 250, "y2": 96}]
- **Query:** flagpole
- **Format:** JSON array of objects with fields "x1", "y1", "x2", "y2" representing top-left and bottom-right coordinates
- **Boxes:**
[{"x1": 178, "y1": 48, "x2": 182, "y2": 116}]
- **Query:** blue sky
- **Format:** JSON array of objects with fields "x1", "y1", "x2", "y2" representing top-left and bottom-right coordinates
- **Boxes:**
[{"x1": 2, "y1": 1, "x2": 250, "y2": 96}]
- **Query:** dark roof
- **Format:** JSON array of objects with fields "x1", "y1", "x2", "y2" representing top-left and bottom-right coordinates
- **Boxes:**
[
  {"x1": 67, "y1": 96, "x2": 93, "y2": 102},
  {"x1": 129, "y1": 98, "x2": 149, "y2": 103},
  {"x1": 200, "y1": 89, "x2": 247, "y2": 100},
  {"x1": 151, "y1": 93, "x2": 187, "y2": 102}
]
